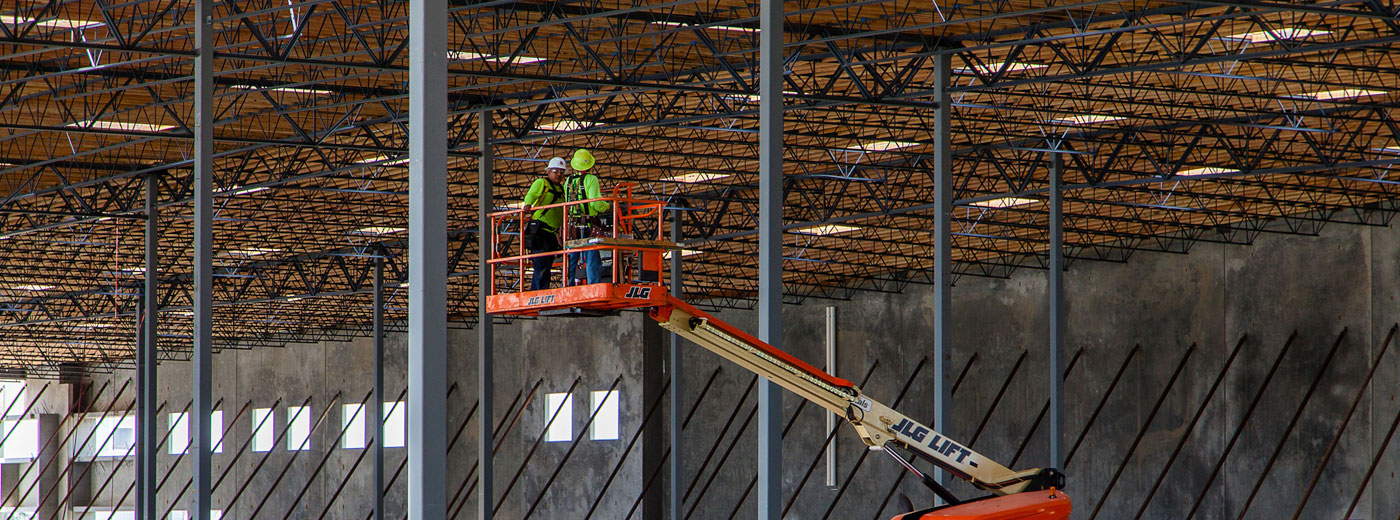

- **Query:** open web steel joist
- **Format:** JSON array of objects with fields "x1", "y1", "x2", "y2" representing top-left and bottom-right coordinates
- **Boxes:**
[{"x1": 3, "y1": 0, "x2": 1400, "y2": 370}]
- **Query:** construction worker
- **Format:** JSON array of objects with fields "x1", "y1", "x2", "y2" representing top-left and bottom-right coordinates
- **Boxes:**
[
  {"x1": 565, "y1": 149, "x2": 610, "y2": 285},
  {"x1": 521, "y1": 157, "x2": 566, "y2": 290}
]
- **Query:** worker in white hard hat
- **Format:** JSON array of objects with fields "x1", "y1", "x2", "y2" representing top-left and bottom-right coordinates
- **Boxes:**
[
  {"x1": 520, "y1": 158, "x2": 567, "y2": 290},
  {"x1": 564, "y1": 149, "x2": 610, "y2": 285}
]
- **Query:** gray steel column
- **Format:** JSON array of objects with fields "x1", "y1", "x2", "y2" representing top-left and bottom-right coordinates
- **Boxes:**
[
  {"x1": 668, "y1": 209, "x2": 683, "y2": 520},
  {"x1": 757, "y1": 0, "x2": 784, "y2": 517},
  {"x1": 374, "y1": 257, "x2": 385, "y2": 520},
  {"x1": 932, "y1": 52, "x2": 953, "y2": 490},
  {"x1": 477, "y1": 108, "x2": 495, "y2": 520},
  {"x1": 1048, "y1": 155, "x2": 1064, "y2": 470},
  {"x1": 139, "y1": 173, "x2": 158, "y2": 520},
  {"x1": 192, "y1": 0, "x2": 215, "y2": 517},
  {"x1": 408, "y1": 0, "x2": 449, "y2": 515},
  {"x1": 824, "y1": 306, "x2": 837, "y2": 487}
]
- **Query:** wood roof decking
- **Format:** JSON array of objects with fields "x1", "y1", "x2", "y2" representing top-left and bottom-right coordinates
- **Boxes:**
[{"x1": 0, "y1": 0, "x2": 1399, "y2": 372}]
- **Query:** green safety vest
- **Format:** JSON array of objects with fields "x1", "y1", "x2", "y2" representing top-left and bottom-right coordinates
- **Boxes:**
[{"x1": 564, "y1": 173, "x2": 610, "y2": 217}]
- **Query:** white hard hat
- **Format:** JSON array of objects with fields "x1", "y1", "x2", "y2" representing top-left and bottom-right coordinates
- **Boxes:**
[{"x1": 547, "y1": 157, "x2": 567, "y2": 170}]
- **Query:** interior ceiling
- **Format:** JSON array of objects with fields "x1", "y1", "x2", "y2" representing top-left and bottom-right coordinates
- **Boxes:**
[{"x1": 1, "y1": 0, "x2": 1399, "y2": 373}]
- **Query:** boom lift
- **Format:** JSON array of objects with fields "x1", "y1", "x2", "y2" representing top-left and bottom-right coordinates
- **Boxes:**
[{"x1": 487, "y1": 188, "x2": 1070, "y2": 519}]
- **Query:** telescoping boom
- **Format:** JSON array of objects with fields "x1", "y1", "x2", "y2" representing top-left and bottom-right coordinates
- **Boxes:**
[{"x1": 651, "y1": 297, "x2": 1070, "y2": 518}]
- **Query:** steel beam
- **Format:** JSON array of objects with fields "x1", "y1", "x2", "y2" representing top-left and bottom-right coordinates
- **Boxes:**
[
  {"x1": 669, "y1": 208, "x2": 683, "y2": 520},
  {"x1": 192, "y1": 0, "x2": 215, "y2": 516},
  {"x1": 374, "y1": 256, "x2": 385, "y2": 520},
  {"x1": 477, "y1": 108, "x2": 496, "y2": 520},
  {"x1": 139, "y1": 172, "x2": 158, "y2": 520},
  {"x1": 408, "y1": 0, "x2": 450, "y2": 515},
  {"x1": 757, "y1": 0, "x2": 784, "y2": 517},
  {"x1": 1048, "y1": 154, "x2": 1064, "y2": 470},
  {"x1": 824, "y1": 306, "x2": 837, "y2": 488},
  {"x1": 932, "y1": 52, "x2": 953, "y2": 491}
]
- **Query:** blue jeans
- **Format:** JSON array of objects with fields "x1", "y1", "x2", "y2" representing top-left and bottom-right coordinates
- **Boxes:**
[
  {"x1": 566, "y1": 250, "x2": 603, "y2": 285},
  {"x1": 528, "y1": 230, "x2": 560, "y2": 290}
]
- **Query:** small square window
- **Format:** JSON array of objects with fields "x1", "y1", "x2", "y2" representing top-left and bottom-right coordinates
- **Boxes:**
[
  {"x1": 210, "y1": 410, "x2": 224, "y2": 454},
  {"x1": 0, "y1": 380, "x2": 26, "y2": 417},
  {"x1": 83, "y1": 415, "x2": 136, "y2": 458},
  {"x1": 251, "y1": 408, "x2": 274, "y2": 452},
  {"x1": 287, "y1": 406, "x2": 311, "y2": 451},
  {"x1": 168, "y1": 413, "x2": 188, "y2": 455},
  {"x1": 2, "y1": 418, "x2": 38, "y2": 460},
  {"x1": 342, "y1": 404, "x2": 366, "y2": 449},
  {"x1": 590, "y1": 390, "x2": 620, "y2": 441},
  {"x1": 382, "y1": 401, "x2": 405, "y2": 448},
  {"x1": 166, "y1": 412, "x2": 222, "y2": 455},
  {"x1": 544, "y1": 392, "x2": 573, "y2": 442}
]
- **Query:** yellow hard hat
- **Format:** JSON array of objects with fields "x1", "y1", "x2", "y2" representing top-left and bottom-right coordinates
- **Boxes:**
[{"x1": 571, "y1": 149, "x2": 595, "y2": 171}]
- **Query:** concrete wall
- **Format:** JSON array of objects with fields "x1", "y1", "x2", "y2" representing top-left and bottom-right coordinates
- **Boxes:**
[{"x1": 26, "y1": 218, "x2": 1400, "y2": 520}]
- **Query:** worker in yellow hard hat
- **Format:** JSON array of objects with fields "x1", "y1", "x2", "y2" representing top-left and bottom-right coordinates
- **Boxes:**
[{"x1": 564, "y1": 149, "x2": 610, "y2": 285}]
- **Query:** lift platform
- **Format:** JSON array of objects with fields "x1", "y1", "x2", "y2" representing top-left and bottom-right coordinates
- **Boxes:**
[
  {"x1": 485, "y1": 184, "x2": 675, "y2": 317},
  {"x1": 482, "y1": 187, "x2": 1069, "y2": 520}
]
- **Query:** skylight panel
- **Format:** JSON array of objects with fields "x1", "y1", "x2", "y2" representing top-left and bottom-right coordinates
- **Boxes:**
[
  {"x1": 653, "y1": 20, "x2": 757, "y2": 34},
  {"x1": 222, "y1": 248, "x2": 281, "y2": 257},
  {"x1": 1053, "y1": 115, "x2": 1125, "y2": 125},
  {"x1": 1225, "y1": 28, "x2": 1330, "y2": 43},
  {"x1": 849, "y1": 141, "x2": 920, "y2": 152},
  {"x1": 956, "y1": 61, "x2": 1047, "y2": 75},
  {"x1": 356, "y1": 154, "x2": 409, "y2": 166},
  {"x1": 1290, "y1": 89, "x2": 1388, "y2": 101},
  {"x1": 970, "y1": 197, "x2": 1037, "y2": 208},
  {"x1": 446, "y1": 51, "x2": 546, "y2": 64},
  {"x1": 665, "y1": 172, "x2": 730, "y2": 183},
  {"x1": 354, "y1": 226, "x2": 406, "y2": 235},
  {"x1": 794, "y1": 224, "x2": 861, "y2": 236},
  {"x1": 1175, "y1": 167, "x2": 1239, "y2": 177},
  {"x1": 537, "y1": 120, "x2": 593, "y2": 132},
  {"x1": 0, "y1": 15, "x2": 102, "y2": 29},
  {"x1": 71, "y1": 120, "x2": 177, "y2": 133},
  {"x1": 229, "y1": 84, "x2": 334, "y2": 96},
  {"x1": 217, "y1": 185, "x2": 269, "y2": 195},
  {"x1": 663, "y1": 249, "x2": 704, "y2": 259},
  {"x1": 722, "y1": 91, "x2": 799, "y2": 103}
]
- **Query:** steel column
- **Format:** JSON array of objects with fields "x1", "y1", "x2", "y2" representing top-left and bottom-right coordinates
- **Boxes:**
[
  {"x1": 757, "y1": 0, "x2": 784, "y2": 516},
  {"x1": 477, "y1": 108, "x2": 495, "y2": 520},
  {"x1": 192, "y1": 0, "x2": 215, "y2": 516},
  {"x1": 824, "y1": 306, "x2": 837, "y2": 488},
  {"x1": 932, "y1": 52, "x2": 953, "y2": 490},
  {"x1": 408, "y1": 0, "x2": 450, "y2": 515},
  {"x1": 669, "y1": 208, "x2": 683, "y2": 520},
  {"x1": 373, "y1": 257, "x2": 385, "y2": 520},
  {"x1": 1048, "y1": 154, "x2": 1064, "y2": 470},
  {"x1": 139, "y1": 173, "x2": 158, "y2": 520},
  {"x1": 644, "y1": 311, "x2": 666, "y2": 519}
]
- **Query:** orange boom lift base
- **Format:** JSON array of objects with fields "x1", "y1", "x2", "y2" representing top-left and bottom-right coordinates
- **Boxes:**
[{"x1": 892, "y1": 490, "x2": 1071, "y2": 520}]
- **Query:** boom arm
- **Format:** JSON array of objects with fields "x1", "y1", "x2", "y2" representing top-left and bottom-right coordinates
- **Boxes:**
[{"x1": 651, "y1": 298, "x2": 1063, "y2": 496}]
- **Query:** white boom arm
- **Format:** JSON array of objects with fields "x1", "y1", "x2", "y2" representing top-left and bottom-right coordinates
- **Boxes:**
[{"x1": 651, "y1": 299, "x2": 1062, "y2": 496}]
